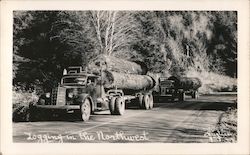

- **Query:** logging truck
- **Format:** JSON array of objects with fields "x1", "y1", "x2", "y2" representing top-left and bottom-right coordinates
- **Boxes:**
[
  {"x1": 153, "y1": 76, "x2": 202, "y2": 102},
  {"x1": 30, "y1": 66, "x2": 155, "y2": 122}
]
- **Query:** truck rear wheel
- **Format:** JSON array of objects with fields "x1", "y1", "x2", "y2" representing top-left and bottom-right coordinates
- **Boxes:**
[
  {"x1": 138, "y1": 95, "x2": 144, "y2": 108},
  {"x1": 80, "y1": 98, "x2": 91, "y2": 121},
  {"x1": 142, "y1": 94, "x2": 150, "y2": 110},
  {"x1": 178, "y1": 92, "x2": 186, "y2": 101},
  {"x1": 149, "y1": 94, "x2": 154, "y2": 109},
  {"x1": 109, "y1": 97, "x2": 116, "y2": 115},
  {"x1": 171, "y1": 91, "x2": 177, "y2": 101},
  {"x1": 115, "y1": 97, "x2": 125, "y2": 115},
  {"x1": 192, "y1": 91, "x2": 199, "y2": 99}
]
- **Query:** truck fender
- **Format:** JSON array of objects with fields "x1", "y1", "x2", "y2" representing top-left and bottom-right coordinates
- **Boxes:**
[{"x1": 76, "y1": 94, "x2": 94, "y2": 112}]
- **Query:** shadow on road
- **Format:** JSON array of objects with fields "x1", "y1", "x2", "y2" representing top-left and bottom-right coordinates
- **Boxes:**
[
  {"x1": 155, "y1": 100, "x2": 237, "y2": 111},
  {"x1": 198, "y1": 101, "x2": 236, "y2": 111}
]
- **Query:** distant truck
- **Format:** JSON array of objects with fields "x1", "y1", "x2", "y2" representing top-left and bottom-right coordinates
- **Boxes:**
[
  {"x1": 153, "y1": 76, "x2": 202, "y2": 102},
  {"x1": 30, "y1": 66, "x2": 155, "y2": 122}
]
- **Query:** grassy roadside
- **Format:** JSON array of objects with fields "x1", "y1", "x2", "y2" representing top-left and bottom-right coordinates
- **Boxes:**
[
  {"x1": 12, "y1": 89, "x2": 39, "y2": 122},
  {"x1": 205, "y1": 103, "x2": 237, "y2": 143}
]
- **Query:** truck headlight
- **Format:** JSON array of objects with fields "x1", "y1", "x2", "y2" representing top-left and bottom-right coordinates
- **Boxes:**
[
  {"x1": 68, "y1": 92, "x2": 74, "y2": 98},
  {"x1": 38, "y1": 99, "x2": 45, "y2": 105},
  {"x1": 45, "y1": 93, "x2": 50, "y2": 98}
]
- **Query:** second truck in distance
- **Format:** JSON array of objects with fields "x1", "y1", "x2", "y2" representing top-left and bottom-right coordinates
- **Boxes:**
[{"x1": 153, "y1": 76, "x2": 202, "y2": 102}]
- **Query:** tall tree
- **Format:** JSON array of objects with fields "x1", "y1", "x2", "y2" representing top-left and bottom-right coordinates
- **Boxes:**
[
  {"x1": 89, "y1": 11, "x2": 139, "y2": 56},
  {"x1": 13, "y1": 11, "x2": 95, "y2": 91}
]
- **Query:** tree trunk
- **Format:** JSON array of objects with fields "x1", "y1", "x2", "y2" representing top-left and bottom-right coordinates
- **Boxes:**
[{"x1": 100, "y1": 70, "x2": 155, "y2": 92}]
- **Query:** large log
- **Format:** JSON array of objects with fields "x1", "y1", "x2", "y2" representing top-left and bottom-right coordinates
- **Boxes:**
[
  {"x1": 99, "y1": 70, "x2": 155, "y2": 94},
  {"x1": 88, "y1": 54, "x2": 148, "y2": 75},
  {"x1": 168, "y1": 76, "x2": 202, "y2": 90}
]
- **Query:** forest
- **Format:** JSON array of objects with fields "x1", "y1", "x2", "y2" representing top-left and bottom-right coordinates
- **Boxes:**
[{"x1": 13, "y1": 11, "x2": 237, "y2": 96}]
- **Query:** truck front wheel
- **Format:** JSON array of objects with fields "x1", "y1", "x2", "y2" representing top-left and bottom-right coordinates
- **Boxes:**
[
  {"x1": 80, "y1": 98, "x2": 91, "y2": 121},
  {"x1": 115, "y1": 97, "x2": 125, "y2": 115},
  {"x1": 109, "y1": 97, "x2": 116, "y2": 115},
  {"x1": 138, "y1": 95, "x2": 144, "y2": 108}
]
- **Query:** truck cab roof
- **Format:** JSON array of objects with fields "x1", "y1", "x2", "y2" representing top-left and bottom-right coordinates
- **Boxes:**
[
  {"x1": 64, "y1": 66, "x2": 99, "y2": 78},
  {"x1": 61, "y1": 68, "x2": 100, "y2": 86}
]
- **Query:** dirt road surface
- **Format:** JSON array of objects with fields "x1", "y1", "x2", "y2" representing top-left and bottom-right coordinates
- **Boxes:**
[{"x1": 13, "y1": 94, "x2": 236, "y2": 143}]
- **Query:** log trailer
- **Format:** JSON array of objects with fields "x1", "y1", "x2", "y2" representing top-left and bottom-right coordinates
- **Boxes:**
[
  {"x1": 30, "y1": 66, "x2": 155, "y2": 121},
  {"x1": 153, "y1": 76, "x2": 202, "y2": 102}
]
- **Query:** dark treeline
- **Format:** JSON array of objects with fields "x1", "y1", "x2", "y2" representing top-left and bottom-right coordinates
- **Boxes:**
[{"x1": 13, "y1": 11, "x2": 237, "y2": 93}]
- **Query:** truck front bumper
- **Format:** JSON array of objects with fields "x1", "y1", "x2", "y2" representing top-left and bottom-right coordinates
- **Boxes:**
[{"x1": 31, "y1": 105, "x2": 80, "y2": 113}]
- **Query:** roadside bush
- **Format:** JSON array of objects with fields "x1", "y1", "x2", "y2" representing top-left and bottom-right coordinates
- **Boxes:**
[
  {"x1": 186, "y1": 69, "x2": 237, "y2": 94},
  {"x1": 12, "y1": 87, "x2": 39, "y2": 122}
]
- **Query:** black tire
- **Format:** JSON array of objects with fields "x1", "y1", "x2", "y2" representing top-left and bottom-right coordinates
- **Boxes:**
[
  {"x1": 142, "y1": 94, "x2": 150, "y2": 110},
  {"x1": 195, "y1": 91, "x2": 199, "y2": 99},
  {"x1": 80, "y1": 98, "x2": 91, "y2": 122},
  {"x1": 138, "y1": 94, "x2": 144, "y2": 108},
  {"x1": 109, "y1": 97, "x2": 116, "y2": 115},
  {"x1": 153, "y1": 96, "x2": 159, "y2": 103},
  {"x1": 148, "y1": 94, "x2": 154, "y2": 109},
  {"x1": 178, "y1": 92, "x2": 186, "y2": 101},
  {"x1": 191, "y1": 91, "x2": 195, "y2": 98},
  {"x1": 171, "y1": 91, "x2": 177, "y2": 102},
  {"x1": 192, "y1": 91, "x2": 199, "y2": 99},
  {"x1": 114, "y1": 97, "x2": 125, "y2": 115}
]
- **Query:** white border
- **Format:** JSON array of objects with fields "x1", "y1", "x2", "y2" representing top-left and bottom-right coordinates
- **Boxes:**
[{"x1": 1, "y1": 0, "x2": 249, "y2": 155}]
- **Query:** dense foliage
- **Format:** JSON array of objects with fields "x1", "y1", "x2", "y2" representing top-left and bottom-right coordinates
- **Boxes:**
[{"x1": 13, "y1": 11, "x2": 237, "y2": 93}]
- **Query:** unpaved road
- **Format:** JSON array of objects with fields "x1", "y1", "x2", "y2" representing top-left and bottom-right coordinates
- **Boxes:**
[{"x1": 13, "y1": 94, "x2": 237, "y2": 143}]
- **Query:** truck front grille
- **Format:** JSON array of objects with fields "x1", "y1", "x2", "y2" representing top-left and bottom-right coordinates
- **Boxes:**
[
  {"x1": 51, "y1": 87, "x2": 58, "y2": 105},
  {"x1": 50, "y1": 87, "x2": 68, "y2": 106},
  {"x1": 56, "y1": 87, "x2": 66, "y2": 106}
]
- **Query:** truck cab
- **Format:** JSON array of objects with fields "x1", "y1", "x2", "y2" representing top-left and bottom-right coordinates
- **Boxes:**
[
  {"x1": 154, "y1": 76, "x2": 201, "y2": 102},
  {"x1": 153, "y1": 77, "x2": 179, "y2": 102},
  {"x1": 154, "y1": 76, "x2": 186, "y2": 102},
  {"x1": 30, "y1": 66, "x2": 107, "y2": 122}
]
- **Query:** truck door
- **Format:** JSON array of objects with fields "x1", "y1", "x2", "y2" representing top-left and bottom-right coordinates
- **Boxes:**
[{"x1": 86, "y1": 77, "x2": 97, "y2": 103}]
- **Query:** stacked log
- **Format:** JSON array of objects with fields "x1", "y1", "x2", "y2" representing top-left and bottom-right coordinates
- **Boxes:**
[
  {"x1": 99, "y1": 70, "x2": 155, "y2": 92},
  {"x1": 88, "y1": 55, "x2": 155, "y2": 94},
  {"x1": 168, "y1": 76, "x2": 202, "y2": 90},
  {"x1": 88, "y1": 54, "x2": 148, "y2": 75}
]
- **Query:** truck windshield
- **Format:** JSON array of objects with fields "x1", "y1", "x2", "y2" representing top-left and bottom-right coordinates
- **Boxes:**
[
  {"x1": 61, "y1": 76, "x2": 87, "y2": 85},
  {"x1": 159, "y1": 78, "x2": 168, "y2": 82},
  {"x1": 159, "y1": 78, "x2": 174, "y2": 87}
]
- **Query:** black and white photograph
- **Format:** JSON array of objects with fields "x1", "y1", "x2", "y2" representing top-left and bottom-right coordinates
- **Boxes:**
[
  {"x1": 12, "y1": 10, "x2": 238, "y2": 143},
  {"x1": 1, "y1": 0, "x2": 249, "y2": 155}
]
